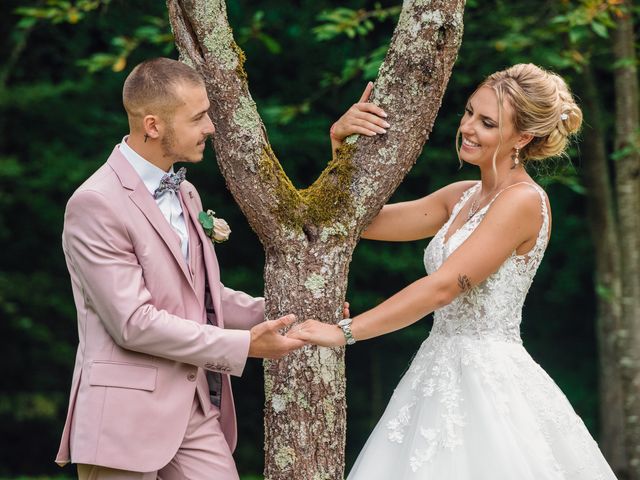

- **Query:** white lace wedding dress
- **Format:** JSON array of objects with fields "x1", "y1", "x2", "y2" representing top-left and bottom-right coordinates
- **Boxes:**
[{"x1": 347, "y1": 183, "x2": 617, "y2": 480}]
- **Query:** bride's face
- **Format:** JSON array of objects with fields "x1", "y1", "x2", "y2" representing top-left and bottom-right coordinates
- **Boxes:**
[{"x1": 458, "y1": 86, "x2": 520, "y2": 167}]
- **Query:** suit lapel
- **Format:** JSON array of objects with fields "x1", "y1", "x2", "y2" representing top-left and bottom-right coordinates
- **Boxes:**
[
  {"x1": 180, "y1": 183, "x2": 224, "y2": 327},
  {"x1": 107, "y1": 148, "x2": 193, "y2": 285},
  {"x1": 129, "y1": 188, "x2": 193, "y2": 283}
]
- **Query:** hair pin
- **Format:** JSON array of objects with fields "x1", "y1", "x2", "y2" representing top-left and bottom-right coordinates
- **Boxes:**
[{"x1": 560, "y1": 113, "x2": 568, "y2": 121}]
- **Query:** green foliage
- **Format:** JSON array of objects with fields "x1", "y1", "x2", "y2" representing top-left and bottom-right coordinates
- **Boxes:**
[
  {"x1": 537, "y1": 162, "x2": 586, "y2": 195},
  {"x1": 15, "y1": 0, "x2": 111, "y2": 26},
  {"x1": 610, "y1": 128, "x2": 640, "y2": 161},
  {"x1": 237, "y1": 10, "x2": 282, "y2": 54},
  {"x1": 313, "y1": 5, "x2": 400, "y2": 41},
  {"x1": 78, "y1": 16, "x2": 173, "y2": 72},
  {"x1": 1, "y1": 0, "x2": 635, "y2": 476}
]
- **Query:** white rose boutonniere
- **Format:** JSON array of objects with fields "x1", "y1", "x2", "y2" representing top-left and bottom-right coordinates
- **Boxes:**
[{"x1": 198, "y1": 210, "x2": 231, "y2": 243}]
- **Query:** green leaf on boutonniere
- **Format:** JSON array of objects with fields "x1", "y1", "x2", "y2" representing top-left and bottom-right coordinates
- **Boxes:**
[{"x1": 198, "y1": 211, "x2": 214, "y2": 230}]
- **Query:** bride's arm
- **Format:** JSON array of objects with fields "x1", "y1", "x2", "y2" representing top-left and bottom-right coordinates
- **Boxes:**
[
  {"x1": 288, "y1": 184, "x2": 544, "y2": 346},
  {"x1": 362, "y1": 181, "x2": 477, "y2": 241}
]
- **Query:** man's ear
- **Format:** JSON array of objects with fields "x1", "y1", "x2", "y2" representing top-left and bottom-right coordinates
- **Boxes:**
[
  {"x1": 517, "y1": 132, "x2": 534, "y2": 150},
  {"x1": 142, "y1": 115, "x2": 161, "y2": 140}
]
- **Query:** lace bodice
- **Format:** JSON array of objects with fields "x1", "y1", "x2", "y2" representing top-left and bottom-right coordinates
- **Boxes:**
[{"x1": 423, "y1": 182, "x2": 549, "y2": 344}]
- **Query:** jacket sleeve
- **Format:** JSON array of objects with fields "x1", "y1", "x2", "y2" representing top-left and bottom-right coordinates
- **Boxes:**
[
  {"x1": 220, "y1": 286, "x2": 265, "y2": 330},
  {"x1": 63, "y1": 189, "x2": 251, "y2": 377}
]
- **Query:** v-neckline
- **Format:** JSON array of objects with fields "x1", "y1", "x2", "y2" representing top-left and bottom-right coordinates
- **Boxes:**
[{"x1": 442, "y1": 183, "x2": 482, "y2": 245}]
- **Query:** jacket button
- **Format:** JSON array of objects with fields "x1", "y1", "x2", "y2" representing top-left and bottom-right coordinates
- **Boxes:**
[{"x1": 187, "y1": 373, "x2": 196, "y2": 382}]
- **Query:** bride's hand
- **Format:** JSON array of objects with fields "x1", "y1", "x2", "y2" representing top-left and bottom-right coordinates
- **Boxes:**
[
  {"x1": 330, "y1": 82, "x2": 390, "y2": 141},
  {"x1": 287, "y1": 320, "x2": 346, "y2": 347}
]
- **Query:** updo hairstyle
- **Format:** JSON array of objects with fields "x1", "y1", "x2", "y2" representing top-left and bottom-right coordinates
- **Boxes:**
[{"x1": 482, "y1": 63, "x2": 582, "y2": 161}]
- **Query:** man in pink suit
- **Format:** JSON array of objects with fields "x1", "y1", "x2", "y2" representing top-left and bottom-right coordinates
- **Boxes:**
[{"x1": 55, "y1": 57, "x2": 306, "y2": 479}]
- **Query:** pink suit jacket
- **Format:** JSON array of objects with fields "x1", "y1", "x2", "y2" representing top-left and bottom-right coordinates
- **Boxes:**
[{"x1": 55, "y1": 146, "x2": 264, "y2": 472}]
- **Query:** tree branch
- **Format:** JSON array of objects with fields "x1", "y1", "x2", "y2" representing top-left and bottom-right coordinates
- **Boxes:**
[
  {"x1": 346, "y1": 0, "x2": 465, "y2": 232},
  {"x1": 168, "y1": 0, "x2": 291, "y2": 245}
]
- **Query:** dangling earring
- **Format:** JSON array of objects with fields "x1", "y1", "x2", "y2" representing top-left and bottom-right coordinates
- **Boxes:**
[{"x1": 511, "y1": 146, "x2": 520, "y2": 169}]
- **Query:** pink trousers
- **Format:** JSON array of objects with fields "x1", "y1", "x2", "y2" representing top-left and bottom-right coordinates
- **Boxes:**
[{"x1": 77, "y1": 394, "x2": 239, "y2": 480}]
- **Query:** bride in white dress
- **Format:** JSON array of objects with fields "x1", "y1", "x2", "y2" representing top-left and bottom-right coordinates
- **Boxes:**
[{"x1": 289, "y1": 64, "x2": 618, "y2": 479}]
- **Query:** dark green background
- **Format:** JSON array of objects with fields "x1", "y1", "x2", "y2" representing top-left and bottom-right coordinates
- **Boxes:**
[{"x1": 0, "y1": 0, "x2": 617, "y2": 476}]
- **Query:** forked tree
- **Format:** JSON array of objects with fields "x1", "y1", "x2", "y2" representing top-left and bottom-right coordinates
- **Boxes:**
[{"x1": 166, "y1": 0, "x2": 465, "y2": 478}]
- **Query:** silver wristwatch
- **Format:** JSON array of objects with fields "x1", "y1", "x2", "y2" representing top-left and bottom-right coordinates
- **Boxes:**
[{"x1": 337, "y1": 318, "x2": 356, "y2": 345}]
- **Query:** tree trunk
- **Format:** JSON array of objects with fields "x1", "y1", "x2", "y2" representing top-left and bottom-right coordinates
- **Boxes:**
[
  {"x1": 579, "y1": 64, "x2": 628, "y2": 478},
  {"x1": 612, "y1": 2, "x2": 640, "y2": 476},
  {"x1": 167, "y1": 0, "x2": 465, "y2": 477},
  {"x1": 262, "y1": 244, "x2": 354, "y2": 479}
]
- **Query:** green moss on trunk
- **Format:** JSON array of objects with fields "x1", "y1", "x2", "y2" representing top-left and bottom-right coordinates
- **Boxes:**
[
  {"x1": 258, "y1": 143, "x2": 356, "y2": 232},
  {"x1": 231, "y1": 41, "x2": 247, "y2": 81}
]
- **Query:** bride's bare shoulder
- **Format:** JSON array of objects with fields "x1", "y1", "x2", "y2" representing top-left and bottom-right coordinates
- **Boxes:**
[{"x1": 435, "y1": 180, "x2": 479, "y2": 215}]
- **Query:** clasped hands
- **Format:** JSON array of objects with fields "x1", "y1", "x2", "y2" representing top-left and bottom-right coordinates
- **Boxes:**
[{"x1": 248, "y1": 302, "x2": 351, "y2": 359}]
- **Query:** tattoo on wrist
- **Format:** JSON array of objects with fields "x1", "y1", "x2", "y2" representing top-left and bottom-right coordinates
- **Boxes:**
[{"x1": 457, "y1": 274, "x2": 472, "y2": 292}]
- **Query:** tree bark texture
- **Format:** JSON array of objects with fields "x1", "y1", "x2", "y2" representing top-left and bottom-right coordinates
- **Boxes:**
[
  {"x1": 167, "y1": 0, "x2": 465, "y2": 478},
  {"x1": 578, "y1": 65, "x2": 628, "y2": 478},
  {"x1": 612, "y1": 2, "x2": 640, "y2": 476}
]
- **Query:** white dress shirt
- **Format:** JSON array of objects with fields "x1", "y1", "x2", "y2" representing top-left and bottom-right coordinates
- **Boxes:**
[{"x1": 119, "y1": 136, "x2": 190, "y2": 263}]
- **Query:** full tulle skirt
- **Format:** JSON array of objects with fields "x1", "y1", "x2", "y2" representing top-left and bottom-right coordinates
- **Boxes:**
[{"x1": 347, "y1": 333, "x2": 617, "y2": 480}]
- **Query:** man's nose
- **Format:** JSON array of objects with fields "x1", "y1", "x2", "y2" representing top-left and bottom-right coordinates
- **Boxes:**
[{"x1": 205, "y1": 115, "x2": 215, "y2": 135}]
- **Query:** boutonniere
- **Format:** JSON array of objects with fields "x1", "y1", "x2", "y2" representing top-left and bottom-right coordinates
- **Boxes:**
[{"x1": 198, "y1": 210, "x2": 231, "y2": 243}]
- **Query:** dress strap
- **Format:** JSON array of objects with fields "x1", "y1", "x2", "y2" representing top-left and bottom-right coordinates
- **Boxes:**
[
  {"x1": 486, "y1": 181, "x2": 550, "y2": 248},
  {"x1": 485, "y1": 181, "x2": 535, "y2": 207}
]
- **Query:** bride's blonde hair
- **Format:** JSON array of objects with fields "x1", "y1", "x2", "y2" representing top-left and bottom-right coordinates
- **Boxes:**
[{"x1": 456, "y1": 64, "x2": 583, "y2": 172}]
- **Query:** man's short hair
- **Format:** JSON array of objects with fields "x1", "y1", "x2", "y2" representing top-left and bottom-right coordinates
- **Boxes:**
[{"x1": 122, "y1": 57, "x2": 204, "y2": 122}]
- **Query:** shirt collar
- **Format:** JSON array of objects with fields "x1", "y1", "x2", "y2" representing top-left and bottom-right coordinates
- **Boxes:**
[{"x1": 119, "y1": 135, "x2": 174, "y2": 196}]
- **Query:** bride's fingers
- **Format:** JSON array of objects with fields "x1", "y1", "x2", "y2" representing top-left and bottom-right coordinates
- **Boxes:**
[
  {"x1": 353, "y1": 110, "x2": 390, "y2": 128},
  {"x1": 286, "y1": 327, "x2": 306, "y2": 340},
  {"x1": 351, "y1": 115, "x2": 388, "y2": 133},
  {"x1": 358, "y1": 81, "x2": 374, "y2": 103},
  {"x1": 334, "y1": 123, "x2": 378, "y2": 138},
  {"x1": 354, "y1": 102, "x2": 387, "y2": 119},
  {"x1": 287, "y1": 319, "x2": 315, "y2": 337},
  {"x1": 342, "y1": 110, "x2": 388, "y2": 133},
  {"x1": 350, "y1": 126, "x2": 379, "y2": 137}
]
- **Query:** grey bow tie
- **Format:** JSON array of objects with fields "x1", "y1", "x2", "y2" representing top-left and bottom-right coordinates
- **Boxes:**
[{"x1": 153, "y1": 167, "x2": 186, "y2": 199}]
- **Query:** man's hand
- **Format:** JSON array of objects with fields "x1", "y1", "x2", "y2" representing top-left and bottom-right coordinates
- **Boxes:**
[
  {"x1": 248, "y1": 314, "x2": 307, "y2": 359},
  {"x1": 331, "y1": 82, "x2": 390, "y2": 141},
  {"x1": 343, "y1": 301, "x2": 350, "y2": 319}
]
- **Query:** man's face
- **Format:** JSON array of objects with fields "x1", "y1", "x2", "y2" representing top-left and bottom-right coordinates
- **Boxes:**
[{"x1": 160, "y1": 82, "x2": 215, "y2": 164}]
